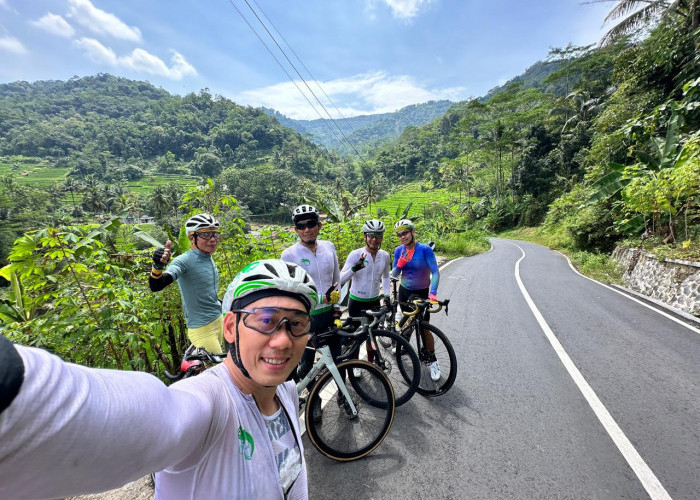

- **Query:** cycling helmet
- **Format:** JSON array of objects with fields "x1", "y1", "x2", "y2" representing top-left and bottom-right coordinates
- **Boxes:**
[
  {"x1": 362, "y1": 219, "x2": 385, "y2": 234},
  {"x1": 394, "y1": 219, "x2": 414, "y2": 231},
  {"x1": 185, "y1": 213, "x2": 219, "y2": 235},
  {"x1": 222, "y1": 259, "x2": 318, "y2": 314},
  {"x1": 292, "y1": 204, "x2": 319, "y2": 222}
]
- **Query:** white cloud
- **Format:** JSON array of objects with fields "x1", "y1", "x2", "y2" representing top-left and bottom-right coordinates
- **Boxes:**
[
  {"x1": 73, "y1": 37, "x2": 118, "y2": 64},
  {"x1": 0, "y1": 35, "x2": 27, "y2": 54},
  {"x1": 237, "y1": 71, "x2": 468, "y2": 119},
  {"x1": 121, "y1": 48, "x2": 197, "y2": 79},
  {"x1": 72, "y1": 37, "x2": 196, "y2": 79},
  {"x1": 68, "y1": 0, "x2": 141, "y2": 42},
  {"x1": 31, "y1": 13, "x2": 75, "y2": 38},
  {"x1": 382, "y1": 0, "x2": 434, "y2": 20}
]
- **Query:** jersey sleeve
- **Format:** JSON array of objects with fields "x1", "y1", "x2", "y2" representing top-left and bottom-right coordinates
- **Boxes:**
[
  {"x1": 0, "y1": 346, "x2": 221, "y2": 499},
  {"x1": 425, "y1": 246, "x2": 440, "y2": 294},
  {"x1": 339, "y1": 249, "x2": 357, "y2": 286},
  {"x1": 165, "y1": 252, "x2": 188, "y2": 281},
  {"x1": 330, "y1": 242, "x2": 340, "y2": 287},
  {"x1": 391, "y1": 246, "x2": 403, "y2": 278},
  {"x1": 381, "y1": 251, "x2": 391, "y2": 297}
]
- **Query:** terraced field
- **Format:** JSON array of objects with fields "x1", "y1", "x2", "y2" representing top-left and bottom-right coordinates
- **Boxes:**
[
  {"x1": 0, "y1": 156, "x2": 198, "y2": 203},
  {"x1": 372, "y1": 182, "x2": 473, "y2": 217}
]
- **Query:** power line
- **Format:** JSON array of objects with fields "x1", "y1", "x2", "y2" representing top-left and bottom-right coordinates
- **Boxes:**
[
  {"x1": 239, "y1": 0, "x2": 362, "y2": 157},
  {"x1": 225, "y1": 0, "x2": 352, "y2": 155},
  {"x1": 249, "y1": 0, "x2": 359, "y2": 132}
]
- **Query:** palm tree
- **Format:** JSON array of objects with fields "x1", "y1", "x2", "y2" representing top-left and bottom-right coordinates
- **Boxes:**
[{"x1": 593, "y1": 0, "x2": 700, "y2": 46}]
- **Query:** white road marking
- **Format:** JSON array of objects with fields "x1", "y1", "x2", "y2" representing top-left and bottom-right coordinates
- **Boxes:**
[
  {"x1": 555, "y1": 250, "x2": 700, "y2": 336},
  {"x1": 508, "y1": 241, "x2": 673, "y2": 500}
]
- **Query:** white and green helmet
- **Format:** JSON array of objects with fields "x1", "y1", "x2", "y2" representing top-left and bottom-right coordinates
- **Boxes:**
[
  {"x1": 222, "y1": 259, "x2": 318, "y2": 313},
  {"x1": 394, "y1": 219, "x2": 415, "y2": 231}
]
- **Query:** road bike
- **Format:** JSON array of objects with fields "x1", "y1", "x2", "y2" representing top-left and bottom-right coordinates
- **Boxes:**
[
  {"x1": 164, "y1": 334, "x2": 396, "y2": 462},
  {"x1": 298, "y1": 322, "x2": 396, "y2": 461},
  {"x1": 334, "y1": 305, "x2": 420, "y2": 406},
  {"x1": 382, "y1": 278, "x2": 457, "y2": 396}
]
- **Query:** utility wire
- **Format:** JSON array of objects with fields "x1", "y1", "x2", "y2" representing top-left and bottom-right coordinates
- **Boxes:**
[
  {"x1": 240, "y1": 0, "x2": 362, "y2": 157},
  {"x1": 225, "y1": 0, "x2": 351, "y2": 155},
  {"x1": 249, "y1": 0, "x2": 360, "y2": 135}
]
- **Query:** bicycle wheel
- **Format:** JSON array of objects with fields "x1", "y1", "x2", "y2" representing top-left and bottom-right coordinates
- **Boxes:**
[
  {"x1": 305, "y1": 360, "x2": 395, "y2": 461},
  {"x1": 412, "y1": 322, "x2": 457, "y2": 397},
  {"x1": 367, "y1": 330, "x2": 420, "y2": 406}
]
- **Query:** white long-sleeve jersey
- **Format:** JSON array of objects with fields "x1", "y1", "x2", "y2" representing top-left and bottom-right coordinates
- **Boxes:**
[
  {"x1": 339, "y1": 247, "x2": 391, "y2": 301},
  {"x1": 281, "y1": 240, "x2": 339, "y2": 314},
  {"x1": 0, "y1": 345, "x2": 307, "y2": 500}
]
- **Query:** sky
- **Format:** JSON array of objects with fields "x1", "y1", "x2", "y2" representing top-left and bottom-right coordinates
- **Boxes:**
[{"x1": 0, "y1": 0, "x2": 614, "y2": 120}]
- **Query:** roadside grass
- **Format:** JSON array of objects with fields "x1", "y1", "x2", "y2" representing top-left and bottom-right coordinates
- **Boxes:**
[
  {"x1": 434, "y1": 229, "x2": 491, "y2": 258},
  {"x1": 499, "y1": 227, "x2": 624, "y2": 284}
]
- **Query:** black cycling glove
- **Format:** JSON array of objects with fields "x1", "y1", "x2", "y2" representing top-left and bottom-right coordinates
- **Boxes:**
[
  {"x1": 152, "y1": 247, "x2": 167, "y2": 270},
  {"x1": 351, "y1": 256, "x2": 366, "y2": 273}
]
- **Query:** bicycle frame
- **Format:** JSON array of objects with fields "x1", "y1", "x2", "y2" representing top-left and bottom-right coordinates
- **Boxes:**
[{"x1": 297, "y1": 345, "x2": 359, "y2": 416}]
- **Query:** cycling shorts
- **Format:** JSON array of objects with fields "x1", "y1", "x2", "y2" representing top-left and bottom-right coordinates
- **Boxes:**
[{"x1": 187, "y1": 315, "x2": 223, "y2": 354}]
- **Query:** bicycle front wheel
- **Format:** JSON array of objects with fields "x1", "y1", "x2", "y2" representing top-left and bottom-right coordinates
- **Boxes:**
[
  {"x1": 413, "y1": 322, "x2": 457, "y2": 397},
  {"x1": 305, "y1": 360, "x2": 395, "y2": 461},
  {"x1": 368, "y1": 330, "x2": 420, "y2": 406}
]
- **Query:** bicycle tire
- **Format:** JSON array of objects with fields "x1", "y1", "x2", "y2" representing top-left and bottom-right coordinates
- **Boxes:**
[
  {"x1": 305, "y1": 360, "x2": 395, "y2": 461},
  {"x1": 411, "y1": 322, "x2": 457, "y2": 397},
  {"x1": 367, "y1": 330, "x2": 420, "y2": 406}
]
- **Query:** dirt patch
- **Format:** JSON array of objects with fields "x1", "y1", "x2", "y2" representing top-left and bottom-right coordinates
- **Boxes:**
[{"x1": 67, "y1": 477, "x2": 153, "y2": 500}]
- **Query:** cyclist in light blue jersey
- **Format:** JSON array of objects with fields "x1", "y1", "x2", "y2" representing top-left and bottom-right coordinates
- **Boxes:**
[{"x1": 149, "y1": 213, "x2": 223, "y2": 353}]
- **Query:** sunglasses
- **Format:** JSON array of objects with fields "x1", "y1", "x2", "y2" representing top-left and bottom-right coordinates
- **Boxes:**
[
  {"x1": 233, "y1": 306, "x2": 311, "y2": 337},
  {"x1": 196, "y1": 231, "x2": 221, "y2": 240},
  {"x1": 295, "y1": 220, "x2": 319, "y2": 230},
  {"x1": 365, "y1": 232, "x2": 384, "y2": 239},
  {"x1": 396, "y1": 230, "x2": 412, "y2": 238}
]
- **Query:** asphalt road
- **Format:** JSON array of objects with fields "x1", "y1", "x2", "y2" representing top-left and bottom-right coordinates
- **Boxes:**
[{"x1": 303, "y1": 238, "x2": 700, "y2": 500}]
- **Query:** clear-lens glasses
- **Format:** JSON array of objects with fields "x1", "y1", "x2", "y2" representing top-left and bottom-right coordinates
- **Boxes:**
[{"x1": 234, "y1": 307, "x2": 311, "y2": 337}]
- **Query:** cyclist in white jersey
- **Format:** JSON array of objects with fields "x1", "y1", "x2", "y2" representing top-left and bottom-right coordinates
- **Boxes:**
[
  {"x1": 340, "y1": 219, "x2": 391, "y2": 318},
  {"x1": 281, "y1": 205, "x2": 340, "y2": 381},
  {"x1": 0, "y1": 259, "x2": 317, "y2": 500},
  {"x1": 339, "y1": 219, "x2": 392, "y2": 374}
]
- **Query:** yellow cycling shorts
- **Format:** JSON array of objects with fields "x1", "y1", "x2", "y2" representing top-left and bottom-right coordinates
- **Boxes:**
[{"x1": 187, "y1": 315, "x2": 224, "y2": 354}]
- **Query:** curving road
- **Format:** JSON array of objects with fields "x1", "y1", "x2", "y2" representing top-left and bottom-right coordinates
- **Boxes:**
[{"x1": 304, "y1": 238, "x2": 700, "y2": 500}]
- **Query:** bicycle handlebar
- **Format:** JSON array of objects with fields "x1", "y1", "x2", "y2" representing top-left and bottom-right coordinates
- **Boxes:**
[{"x1": 401, "y1": 298, "x2": 450, "y2": 317}]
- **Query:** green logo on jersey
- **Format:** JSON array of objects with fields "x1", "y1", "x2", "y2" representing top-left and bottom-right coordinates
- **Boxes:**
[
  {"x1": 300, "y1": 258, "x2": 310, "y2": 267},
  {"x1": 238, "y1": 426, "x2": 255, "y2": 460}
]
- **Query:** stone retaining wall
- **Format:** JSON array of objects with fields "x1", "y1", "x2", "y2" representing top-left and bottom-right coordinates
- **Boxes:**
[{"x1": 611, "y1": 246, "x2": 700, "y2": 317}]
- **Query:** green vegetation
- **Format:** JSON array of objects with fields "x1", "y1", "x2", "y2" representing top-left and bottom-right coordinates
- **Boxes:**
[
  {"x1": 373, "y1": 182, "x2": 464, "y2": 217},
  {"x1": 433, "y1": 230, "x2": 491, "y2": 258}
]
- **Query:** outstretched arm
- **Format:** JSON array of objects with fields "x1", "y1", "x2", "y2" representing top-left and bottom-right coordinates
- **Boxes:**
[{"x1": 0, "y1": 340, "x2": 219, "y2": 499}]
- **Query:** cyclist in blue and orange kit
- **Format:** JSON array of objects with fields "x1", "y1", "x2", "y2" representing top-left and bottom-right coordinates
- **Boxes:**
[{"x1": 391, "y1": 219, "x2": 441, "y2": 381}]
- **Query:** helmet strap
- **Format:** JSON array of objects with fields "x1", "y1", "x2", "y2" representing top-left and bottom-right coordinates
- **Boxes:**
[
  {"x1": 228, "y1": 314, "x2": 252, "y2": 380},
  {"x1": 228, "y1": 314, "x2": 275, "y2": 388}
]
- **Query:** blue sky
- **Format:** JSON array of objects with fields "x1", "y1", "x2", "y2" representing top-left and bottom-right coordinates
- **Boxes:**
[{"x1": 0, "y1": 0, "x2": 613, "y2": 119}]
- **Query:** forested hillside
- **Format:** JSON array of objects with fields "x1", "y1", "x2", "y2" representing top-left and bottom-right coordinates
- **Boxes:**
[
  {"x1": 0, "y1": 74, "x2": 353, "y2": 245},
  {"x1": 266, "y1": 100, "x2": 453, "y2": 152},
  {"x1": 363, "y1": 8, "x2": 699, "y2": 256}
]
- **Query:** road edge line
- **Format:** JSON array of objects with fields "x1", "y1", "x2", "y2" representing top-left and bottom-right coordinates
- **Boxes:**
[{"x1": 509, "y1": 241, "x2": 672, "y2": 500}]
